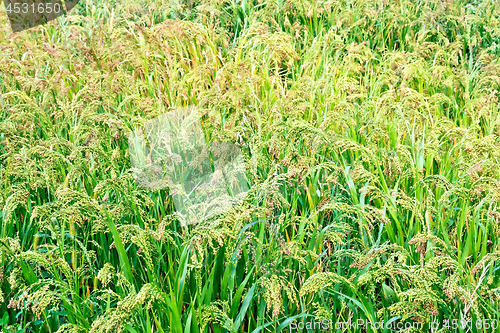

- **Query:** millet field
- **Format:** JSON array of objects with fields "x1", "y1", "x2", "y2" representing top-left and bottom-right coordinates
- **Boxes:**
[{"x1": 1, "y1": 0, "x2": 500, "y2": 332}]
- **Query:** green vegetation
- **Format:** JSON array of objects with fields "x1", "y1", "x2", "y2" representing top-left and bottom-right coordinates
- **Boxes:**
[{"x1": 1, "y1": 0, "x2": 500, "y2": 332}]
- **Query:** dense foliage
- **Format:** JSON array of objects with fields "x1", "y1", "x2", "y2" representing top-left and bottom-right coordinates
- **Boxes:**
[{"x1": 1, "y1": 0, "x2": 500, "y2": 332}]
